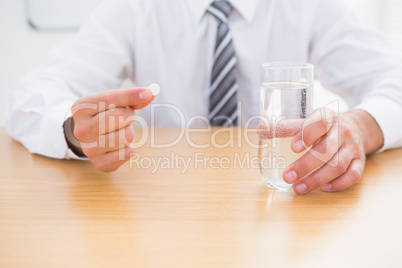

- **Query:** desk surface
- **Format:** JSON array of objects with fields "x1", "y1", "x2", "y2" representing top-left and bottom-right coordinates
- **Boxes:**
[{"x1": 1, "y1": 127, "x2": 402, "y2": 267}]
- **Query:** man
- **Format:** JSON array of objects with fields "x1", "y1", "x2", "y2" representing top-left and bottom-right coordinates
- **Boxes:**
[{"x1": 5, "y1": 0, "x2": 402, "y2": 194}]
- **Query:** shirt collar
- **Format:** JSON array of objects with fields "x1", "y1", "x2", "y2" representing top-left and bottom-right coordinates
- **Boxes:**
[{"x1": 187, "y1": 0, "x2": 261, "y2": 24}]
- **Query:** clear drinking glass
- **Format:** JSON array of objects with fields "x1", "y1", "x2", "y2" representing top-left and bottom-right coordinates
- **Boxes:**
[{"x1": 258, "y1": 63, "x2": 314, "y2": 190}]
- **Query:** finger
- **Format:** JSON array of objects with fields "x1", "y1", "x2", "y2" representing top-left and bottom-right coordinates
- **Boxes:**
[
  {"x1": 291, "y1": 108, "x2": 336, "y2": 153},
  {"x1": 131, "y1": 95, "x2": 155, "y2": 110},
  {"x1": 72, "y1": 88, "x2": 153, "y2": 116},
  {"x1": 81, "y1": 124, "x2": 135, "y2": 157},
  {"x1": 321, "y1": 158, "x2": 365, "y2": 192},
  {"x1": 91, "y1": 146, "x2": 135, "y2": 172},
  {"x1": 73, "y1": 107, "x2": 136, "y2": 142},
  {"x1": 292, "y1": 144, "x2": 357, "y2": 194},
  {"x1": 283, "y1": 122, "x2": 342, "y2": 184},
  {"x1": 95, "y1": 107, "x2": 136, "y2": 135}
]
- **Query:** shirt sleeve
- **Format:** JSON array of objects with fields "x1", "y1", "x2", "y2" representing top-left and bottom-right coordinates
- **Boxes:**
[
  {"x1": 309, "y1": 0, "x2": 402, "y2": 152},
  {"x1": 5, "y1": 0, "x2": 137, "y2": 159}
]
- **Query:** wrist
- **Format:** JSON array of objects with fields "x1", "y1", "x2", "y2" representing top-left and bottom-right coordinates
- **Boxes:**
[
  {"x1": 345, "y1": 109, "x2": 384, "y2": 154},
  {"x1": 63, "y1": 117, "x2": 86, "y2": 157}
]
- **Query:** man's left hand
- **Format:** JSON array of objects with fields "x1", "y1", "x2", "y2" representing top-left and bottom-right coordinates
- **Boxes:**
[{"x1": 282, "y1": 108, "x2": 384, "y2": 194}]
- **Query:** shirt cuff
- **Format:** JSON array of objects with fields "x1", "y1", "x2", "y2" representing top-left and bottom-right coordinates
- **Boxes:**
[
  {"x1": 36, "y1": 99, "x2": 88, "y2": 160},
  {"x1": 354, "y1": 96, "x2": 402, "y2": 153},
  {"x1": 66, "y1": 148, "x2": 89, "y2": 160}
]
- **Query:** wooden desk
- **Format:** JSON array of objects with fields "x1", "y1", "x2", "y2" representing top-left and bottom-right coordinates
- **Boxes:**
[{"x1": 1, "y1": 127, "x2": 402, "y2": 267}]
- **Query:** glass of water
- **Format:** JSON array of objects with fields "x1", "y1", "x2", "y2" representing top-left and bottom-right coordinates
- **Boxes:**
[{"x1": 258, "y1": 62, "x2": 314, "y2": 190}]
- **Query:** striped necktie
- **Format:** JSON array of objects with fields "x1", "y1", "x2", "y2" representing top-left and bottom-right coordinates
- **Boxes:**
[{"x1": 207, "y1": 1, "x2": 239, "y2": 126}]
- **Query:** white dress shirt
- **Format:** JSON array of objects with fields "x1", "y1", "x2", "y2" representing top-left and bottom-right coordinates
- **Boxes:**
[{"x1": 5, "y1": 0, "x2": 402, "y2": 159}]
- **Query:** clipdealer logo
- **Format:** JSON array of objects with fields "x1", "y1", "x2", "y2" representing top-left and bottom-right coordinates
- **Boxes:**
[
  {"x1": 66, "y1": 100, "x2": 340, "y2": 169},
  {"x1": 129, "y1": 151, "x2": 288, "y2": 174}
]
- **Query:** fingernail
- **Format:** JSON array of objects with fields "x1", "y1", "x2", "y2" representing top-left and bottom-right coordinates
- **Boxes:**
[
  {"x1": 139, "y1": 90, "x2": 152, "y2": 101},
  {"x1": 294, "y1": 140, "x2": 305, "y2": 152},
  {"x1": 322, "y1": 183, "x2": 332, "y2": 192},
  {"x1": 284, "y1": 170, "x2": 297, "y2": 184},
  {"x1": 295, "y1": 183, "x2": 307, "y2": 194}
]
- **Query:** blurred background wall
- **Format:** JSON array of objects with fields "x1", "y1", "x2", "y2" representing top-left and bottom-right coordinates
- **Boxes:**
[
  {"x1": 0, "y1": 0, "x2": 401, "y2": 126},
  {"x1": 0, "y1": 0, "x2": 103, "y2": 126}
]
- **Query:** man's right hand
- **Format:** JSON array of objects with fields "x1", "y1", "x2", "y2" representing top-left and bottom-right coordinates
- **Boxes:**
[{"x1": 67, "y1": 88, "x2": 154, "y2": 172}]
